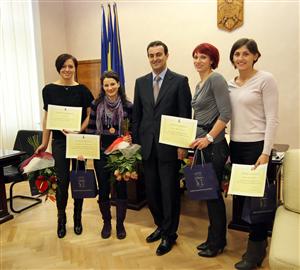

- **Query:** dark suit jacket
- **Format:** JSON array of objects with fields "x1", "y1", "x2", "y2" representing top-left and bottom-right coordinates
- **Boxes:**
[{"x1": 132, "y1": 69, "x2": 192, "y2": 162}]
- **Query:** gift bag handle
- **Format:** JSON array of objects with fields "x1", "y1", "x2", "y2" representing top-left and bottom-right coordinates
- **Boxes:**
[
  {"x1": 75, "y1": 159, "x2": 88, "y2": 172},
  {"x1": 191, "y1": 148, "x2": 206, "y2": 168}
]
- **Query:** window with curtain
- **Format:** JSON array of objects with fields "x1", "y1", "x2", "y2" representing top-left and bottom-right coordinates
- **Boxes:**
[{"x1": 0, "y1": 1, "x2": 41, "y2": 149}]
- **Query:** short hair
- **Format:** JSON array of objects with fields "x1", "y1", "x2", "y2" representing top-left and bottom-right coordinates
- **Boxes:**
[
  {"x1": 55, "y1": 54, "x2": 78, "y2": 73},
  {"x1": 147, "y1": 40, "x2": 168, "y2": 55},
  {"x1": 192, "y1": 43, "x2": 220, "y2": 69},
  {"x1": 97, "y1": 70, "x2": 128, "y2": 105},
  {"x1": 229, "y1": 38, "x2": 261, "y2": 65}
]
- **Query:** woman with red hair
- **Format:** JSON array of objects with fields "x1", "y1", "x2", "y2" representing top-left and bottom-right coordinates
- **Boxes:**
[{"x1": 190, "y1": 43, "x2": 231, "y2": 257}]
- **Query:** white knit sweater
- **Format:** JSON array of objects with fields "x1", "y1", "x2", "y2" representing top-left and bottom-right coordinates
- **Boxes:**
[{"x1": 228, "y1": 70, "x2": 279, "y2": 155}]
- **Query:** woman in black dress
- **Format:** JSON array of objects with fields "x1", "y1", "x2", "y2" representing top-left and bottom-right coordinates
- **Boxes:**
[{"x1": 36, "y1": 54, "x2": 93, "y2": 238}]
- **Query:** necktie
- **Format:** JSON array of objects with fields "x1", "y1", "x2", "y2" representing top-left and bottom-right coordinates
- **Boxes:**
[{"x1": 153, "y1": 76, "x2": 161, "y2": 103}]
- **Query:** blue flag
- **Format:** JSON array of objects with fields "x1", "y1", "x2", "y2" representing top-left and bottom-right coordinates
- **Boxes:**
[
  {"x1": 101, "y1": 5, "x2": 108, "y2": 75},
  {"x1": 112, "y1": 3, "x2": 125, "y2": 87}
]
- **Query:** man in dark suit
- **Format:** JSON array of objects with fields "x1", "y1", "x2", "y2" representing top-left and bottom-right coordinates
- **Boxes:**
[{"x1": 132, "y1": 41, "x2": 192, "y2": 256}]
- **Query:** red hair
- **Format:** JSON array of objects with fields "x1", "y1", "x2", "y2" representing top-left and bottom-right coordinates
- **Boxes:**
[{"x1": 192, "y1": 43, "x2": 220, "y2": 69}]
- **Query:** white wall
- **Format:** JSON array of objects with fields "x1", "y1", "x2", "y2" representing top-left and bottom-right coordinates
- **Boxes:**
[
  {"x1": 36, "y1": 0, "x2": 300, "y2": 149},
  {"x1": 38, "y1": 0, "x2": 68, "y2": 84}
]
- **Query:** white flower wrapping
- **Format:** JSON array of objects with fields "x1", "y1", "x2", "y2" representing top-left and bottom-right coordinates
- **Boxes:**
[{"x1": 20, "y1": 152, "x2": 55, "y2": 174}]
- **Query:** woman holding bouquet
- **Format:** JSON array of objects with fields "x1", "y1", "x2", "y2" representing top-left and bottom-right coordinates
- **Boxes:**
[
  {"x1": 228, "y1": 38, "x2": 278, "y2": 270},
  {"x1": 189, "y1": 43, "x2": 231, "y2": 257},
  {"x1": 86, "y1": 71, "x2": 132, "y2": 239},
  {"x1": 36, "y1": 53, "x2": 94, "y2": 238}
]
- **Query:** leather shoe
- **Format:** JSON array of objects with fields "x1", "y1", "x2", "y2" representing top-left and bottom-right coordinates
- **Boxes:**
[
  {"x1": 57, "y1": 223, "x2": 66, "y2": 238},
  {"x1": 146, "y1": 228, "x2": 162, "y2": 243},
  {"x1": 198, "y1": 246, "x2": 224, "y2": 257},
  {"x1": 156, "y1": 238, "x2": 176, "y2": 256},
  {"x1": 196, "y1": 241, "x2": 209, "y2": 251}
]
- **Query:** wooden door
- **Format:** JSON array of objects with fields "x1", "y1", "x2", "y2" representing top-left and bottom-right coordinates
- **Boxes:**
[{"x1": 77, "y1": 59, "x2": 101, "y2": 99}]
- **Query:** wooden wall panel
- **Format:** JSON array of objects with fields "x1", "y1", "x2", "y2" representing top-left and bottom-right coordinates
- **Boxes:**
[{"x1": 77, "y1": 59, "x2": 101, "y2": 99}]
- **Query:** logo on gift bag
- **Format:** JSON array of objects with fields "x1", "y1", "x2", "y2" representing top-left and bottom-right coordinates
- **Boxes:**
[
  {"x1": 194, "y1": 171, "x2": 204, "y2": 188},
  {"x1": 77, "y1": 176, "x2": 85, "y2": 188}
]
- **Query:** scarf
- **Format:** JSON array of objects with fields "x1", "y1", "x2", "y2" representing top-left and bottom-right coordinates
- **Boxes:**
[{"x1": 96, "y1": 96, "x2": 124, "y2": 136}]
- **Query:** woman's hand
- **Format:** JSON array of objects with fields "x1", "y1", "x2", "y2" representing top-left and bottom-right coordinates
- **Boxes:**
[
  {"x1": 62, "y1": 129, "x2": 79, "y2": 136},
  {"x1": 253, "y1": 154, "x2": 269, "y2": 170},
  {"x1": 123, "y1": 134, "x2": 132, "y2": 144},
  {"x1": 189, "y1": 137, "x2": 210, "y2": 150},
  {"x1": 35, "y1": 144, "x2": 47, "y2": 154},
  {"x1": 77, "y1": 155, "x2": 85, "y2": 161}
]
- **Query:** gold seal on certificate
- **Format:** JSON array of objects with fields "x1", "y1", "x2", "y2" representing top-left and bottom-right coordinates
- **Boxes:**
[
  {"x1": 46, "y1": 105, "x2": 82, "y2": 131},
  {"x1": 228, "y1": 164, "x2": 268, "y2": 197},
  {"x1": 159, "y1": 115, "x2": 197, "y2": 148},
  {"x1": 66, "y1": 134, "x2": 100, "y2": 159}
]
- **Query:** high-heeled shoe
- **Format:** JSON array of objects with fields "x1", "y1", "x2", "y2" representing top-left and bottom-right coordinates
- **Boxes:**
[
  {"x1": 57, "y1": 211, "x2": 66, "y2": 238},
  {"x1": 196, "y1": 241, "x2": 209, "y2": 251},
  {"x1": 198, "y1": 246, "x2": 225, "y2": 257}
]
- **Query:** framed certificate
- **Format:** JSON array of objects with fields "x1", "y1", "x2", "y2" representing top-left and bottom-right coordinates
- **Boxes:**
[
  {"x1": 46, "y1": 105, "x2": 82, "y2": 131},
  {"x1": 66, "y1": 134, "x2": 100, "y2": 159},
  {"x1": 228, "y1": 164, "x2": 268, "y2": 197},
  {"x1": 159, "y1": 115, "x2": 197, "y2": 148}
]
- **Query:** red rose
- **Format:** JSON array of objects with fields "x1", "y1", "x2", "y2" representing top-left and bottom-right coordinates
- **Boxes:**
[{"x1": 49, "y1": 175, "x2": 56, "y2": 183}]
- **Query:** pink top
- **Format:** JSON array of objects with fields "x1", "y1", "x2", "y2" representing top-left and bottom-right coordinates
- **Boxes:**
[{"x1": 228, "y1": 70, "x2": 279, "y2": 155}]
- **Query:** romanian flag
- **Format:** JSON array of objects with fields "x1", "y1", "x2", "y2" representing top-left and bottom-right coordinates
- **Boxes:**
[
  {"x1": 112, "y1": 3, "x2": 125, "y2": 87},
  {"x1": 101, "y1": 3, "x2": 125, "y2": 87},
  {"x1": 101, "y1": 5, "x2": 108, "y2": 74}
]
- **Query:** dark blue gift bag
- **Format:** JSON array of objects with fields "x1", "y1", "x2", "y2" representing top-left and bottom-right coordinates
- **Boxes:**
[
  {"x1": 183, "y1": 149, "x2": 219, "y2": 200},
  {"x1": 241, "y1": 182, "x2": 277, "y2": 224},
  {"x1": 70, "y1": 161, "x2": 98, "y2": 199}
]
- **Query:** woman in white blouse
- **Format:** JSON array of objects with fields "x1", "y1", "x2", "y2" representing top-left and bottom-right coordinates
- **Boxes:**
[{"x1": 228, "y1": 38, "x2": 279, "y2": 270}]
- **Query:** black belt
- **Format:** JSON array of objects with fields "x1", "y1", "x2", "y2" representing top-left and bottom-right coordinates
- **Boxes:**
[{"x1": 197, "y1": 115, "x2": 219, "y2": 132}]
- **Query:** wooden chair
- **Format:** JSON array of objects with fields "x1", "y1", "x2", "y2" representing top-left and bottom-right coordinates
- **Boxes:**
[{"x1": 3, "y1": 130, "x2": 43, "y2": 213}]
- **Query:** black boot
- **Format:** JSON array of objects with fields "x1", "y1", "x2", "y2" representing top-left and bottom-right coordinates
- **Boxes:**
[
  {"x1": 116, "y1": 199, "x2": 127, "y2": 240},
  {"x1": 73, "y1": 199, "x2": 83, "y2": 235},
  {"x1": 99, "y1": 200, "x2": 112, "y2": 239},
  {"x1": 235, "y1": 240, "x2": 268, "y2": 270},
  {"x1": 57, "y1": 210, "x2": 66, "y2": 238}
]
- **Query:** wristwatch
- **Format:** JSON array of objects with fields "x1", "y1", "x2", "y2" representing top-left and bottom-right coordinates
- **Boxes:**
[{"x1": 206, "y1": 133, "x2": 214, "y2": 143}]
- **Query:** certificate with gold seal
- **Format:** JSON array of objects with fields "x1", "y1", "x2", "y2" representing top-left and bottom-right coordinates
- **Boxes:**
[
  {"x1": 159, "y1": 115, "x2": 197, "y2": 148},
  {"x1": 228, "y1": 164, "x2": 268, "y2": 197},
  {"x1": 46, "y1": 105, "x2": 82, "y2": 131},
  {"x1": 66, "y1": 134, "x2": 100, "y2": 159}
]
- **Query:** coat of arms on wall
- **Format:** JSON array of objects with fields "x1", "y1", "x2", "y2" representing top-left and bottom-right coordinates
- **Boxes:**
[{"x1": 217, "y1": 0, "x2": 244, "y2": 32}]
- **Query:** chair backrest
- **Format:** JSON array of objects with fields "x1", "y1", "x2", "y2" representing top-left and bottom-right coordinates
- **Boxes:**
[
  {"x1": 283, "y1": 148, "x2": 300, "y2": 213},
  {"x1": 13, "y1": 130, "x2": 43, "y2": 161}
]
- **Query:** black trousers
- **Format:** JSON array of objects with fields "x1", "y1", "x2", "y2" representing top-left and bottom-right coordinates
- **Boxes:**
[
  {"x1": 52, "y1": 139, "x2": 84, "y2": 212},
  {"x1": 229, "y1": 140, "x2": 269, "y2": 241},
  {"x1": 143, "y1": 144, "x2": 180, "y2": 240},
  {"x1": 93, "y1": 152, "x2": 127, "y2": 202},
  {"x1": 197, "y1": 139, "x2": 229, "y2": 248}
]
